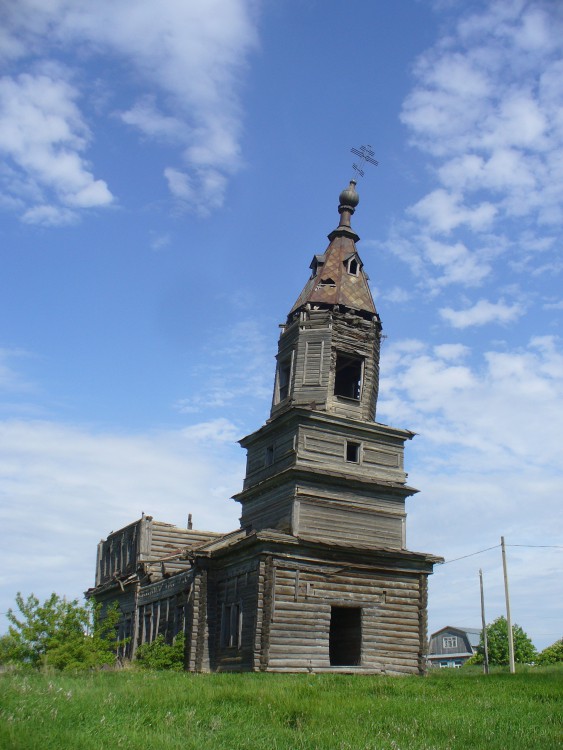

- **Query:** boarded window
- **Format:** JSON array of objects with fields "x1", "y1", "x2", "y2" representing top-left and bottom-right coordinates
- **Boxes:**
[
  {"x1": 303, "y1": 340, "x2": 323, "y2": 386},
  {"x1": 221, "y1": 602, "x2": 242, "y2": 649},
  {"x1": 334, "y1": 353, "x2": 363, "y2": 400},
  {"x1": 329, "y1": 607, "x2": 362, "y2": 666}
]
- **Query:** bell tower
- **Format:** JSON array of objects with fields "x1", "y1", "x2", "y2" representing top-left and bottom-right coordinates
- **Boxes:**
[
  {"x1": 234, "y1": 181, "x2": 418, "y2": 551},
  {"x1": 271, "y1": 179, "x2": 381, "y2": 423}
]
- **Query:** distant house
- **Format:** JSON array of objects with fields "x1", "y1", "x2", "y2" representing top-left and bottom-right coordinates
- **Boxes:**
[{"x1": 427, "y1": 626, "x2": 481, "y2": 668}]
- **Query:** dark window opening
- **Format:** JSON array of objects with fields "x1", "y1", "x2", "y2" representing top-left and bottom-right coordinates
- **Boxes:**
[
  {"x1": 334, "y1": 354, "x2": 363, "y2": 400},
  {"x1": 265, "y1": 445, "x2": 274, "y2": 466},
  {"x1": 329, "y1": 607, "x2": 362, "y2": 666},
  {"x1": 346, "y1": 441, "x2": 360, "y2": 463},
  {"x1": 346, "y1": 258, "x2": 359, "y2": 275},
  {"x1": 278, "y1": 359, "x2": 291, "y2": 401},
  {"x1": 319, "y1": 277, "x2": 336, "y2": 286}
]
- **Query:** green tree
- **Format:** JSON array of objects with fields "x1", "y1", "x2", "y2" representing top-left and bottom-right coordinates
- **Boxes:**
[
  {"x1": 473, "y1": 616, "x2": 536, "y2": 666},
  {"x1": 2, "y1": 592, "x2": 121, "y2": 671},
  {"x1": 536, "y1": 638, "x2": 563, "y2": 665}
]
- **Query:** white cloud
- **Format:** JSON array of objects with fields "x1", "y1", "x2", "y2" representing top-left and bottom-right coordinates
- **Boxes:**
[
  {"x1": 0, "y1": 417, "x2": 245, "y2": 618},
  {"x1": 120, "y1": 97, "x2": 185, "y2": 141},
  {"x1": 424, "y1": 237, "x2": 492, "y2": 288},
  {"x1": 176, "y1": 318, "x2": 274, "y2": 415},
  {"x1": 0, "y1": 0, "x2": 259, "y2": 219},
  {"x1": 378, "y1": 334, "x2": 563, "y2": 646},
  {"x1": 544, "y1": 300, "x2": 563, "y2": 310},
  {"x1": 393, "y1": 0, "x2": 563, "y2": 291},
  {"x1": 439, "y1": 298, "x2": 524, "y2": 328},
  {"x1": 164, "y1": 167, "x2": 194, "y2": 202},
  {"x1": 0, "y1": 72, "x2": 113, "y2": 224},
  {"x1": 410, "y1": 189, "x2": 497, "y2": 234},
  {"x1": 379, "y1": 286, "x2": 412, "y2": 304},
  {"x1": 380, "y1": 334, "x2": 563, "y2": 469}
]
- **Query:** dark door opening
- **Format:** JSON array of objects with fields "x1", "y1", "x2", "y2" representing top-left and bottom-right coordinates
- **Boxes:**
[{"x1": 329, "y1": 607, "x2": 362, "y2": 666}]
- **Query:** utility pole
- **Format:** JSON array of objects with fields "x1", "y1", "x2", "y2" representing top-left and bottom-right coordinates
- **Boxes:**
[
  {"x1": 501, "y1": 536, "x2": 515, "y2": 673},
  {"x1": 479, "y1": 569, "x2": 489, "y2": 675}
]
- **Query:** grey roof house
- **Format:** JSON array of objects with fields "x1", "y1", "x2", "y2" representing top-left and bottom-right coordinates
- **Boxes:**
[{"x1": 427, "y1": 626, "x2": 481, "y2": 668}]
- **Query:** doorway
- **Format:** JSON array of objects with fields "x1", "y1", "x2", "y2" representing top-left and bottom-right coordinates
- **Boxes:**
[{"x1": 329, "y1": 607, "x2": 362, "y2": 666}]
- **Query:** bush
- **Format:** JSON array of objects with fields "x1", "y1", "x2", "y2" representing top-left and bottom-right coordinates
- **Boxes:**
[
  {"x1": 135, "y1": 634, "x2": 185, "y2": 671},
  {"x1": 1, "y1": 592, "x2": 121, "y2": 671}
]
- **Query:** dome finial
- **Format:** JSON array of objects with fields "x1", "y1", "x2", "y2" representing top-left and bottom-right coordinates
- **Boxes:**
[{"x1": 337, "y1": 179, "x2": 359, "y2": 229}]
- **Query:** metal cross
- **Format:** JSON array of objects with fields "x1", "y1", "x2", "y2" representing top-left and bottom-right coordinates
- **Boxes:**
[{"x1": 351, "y1": 144, "x2": 378, "y2": 179}]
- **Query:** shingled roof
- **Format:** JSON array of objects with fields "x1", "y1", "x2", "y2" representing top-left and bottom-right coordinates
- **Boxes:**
[{"x1": 289, "y1": 180, "x2": 377, "y2": 319}]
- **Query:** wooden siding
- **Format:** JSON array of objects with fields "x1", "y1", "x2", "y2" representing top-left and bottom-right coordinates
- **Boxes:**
[
  {"x1": 239, "y1": 493, "x2": 294, "y2": 534},
  {"x1": 297, "y1": 424, "x2": 405, "y2": 484},
  {"x1": 297, "y1": 497, "x2": 404, "y2": 549}
]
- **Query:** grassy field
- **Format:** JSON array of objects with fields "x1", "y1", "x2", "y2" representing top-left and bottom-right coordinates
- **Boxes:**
[{"x1": 1, "y1": 666, "x2": 561, "y2": 750}]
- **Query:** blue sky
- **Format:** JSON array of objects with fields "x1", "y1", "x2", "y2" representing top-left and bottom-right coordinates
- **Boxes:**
[{"x1": 1, "y1": 0, "x2": 562, "y2": 652}]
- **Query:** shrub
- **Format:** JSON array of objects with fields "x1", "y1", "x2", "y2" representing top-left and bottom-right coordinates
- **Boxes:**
[
  {"x1": 135, "y1": 634, "x2": 185, "y2": 671},
  {"x1": 2, "y1": 592, "x2": 121, "y2": 671}
]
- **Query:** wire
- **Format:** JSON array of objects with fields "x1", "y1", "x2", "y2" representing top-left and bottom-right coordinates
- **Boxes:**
[
  {"x1": 507, "y1": 544, "x2": 563, "y2": 549},
  {"x1": 439, "y1": 544, "x2": 500, "y2": 565},
  {"x1": 438, "y1": 541, "x2": 563, "y2": 565}
]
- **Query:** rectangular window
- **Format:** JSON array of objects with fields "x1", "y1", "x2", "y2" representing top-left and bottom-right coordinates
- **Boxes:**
[
  {"x1": 265, "y1": 445, "x2": 274, "y2": 466},
  {"x1": 443, "y1": 636, "x2": 458, "y2": 649},
  {"x1": 334, "y1": 353, "x2": 363, "y2": 400},
  {"x1": 346, "y1": 441, "x2": 361, "y2": 463},
  {"x1": 329, "y1": 607, "x2": 362, "y2": 666},
  {"x1": 221, "y1": 602, "x2": 242, "y2": 649}
]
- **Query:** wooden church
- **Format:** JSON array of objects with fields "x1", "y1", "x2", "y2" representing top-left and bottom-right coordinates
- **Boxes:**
[{"x1": 87, "y1": 180, "x2": 441, "y2": 674}]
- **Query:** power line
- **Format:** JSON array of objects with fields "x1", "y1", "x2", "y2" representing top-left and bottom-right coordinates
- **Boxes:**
[
  {"x1": 439, "y1": 541, "x2": 563, "y2": 565},
  {"x1": 439, "y1": 544, "x2": 500, "y2": 565}
]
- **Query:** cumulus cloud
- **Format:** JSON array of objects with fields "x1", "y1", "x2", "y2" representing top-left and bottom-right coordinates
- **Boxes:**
[
  {"x1": 439, "y1": 298, "x2": 524, "y2": 328},
  {"x1": 0, "y1": 72, "x2": 113, "y2": 224},
  {"x1": 0, "y1": 0, "x2": 258, "y2": 220},
  {"x1": 378, "y1": 334, "x2": 563, "y2": 645},
  {"x1": 391, "y1": 1, "x2": 563, "y2": 293},
  {"x1": 0, "y1": 417, "x2": 245, "y2": 616},
  {"x1": 381, "y1": 334, "x2": 563, "y2": 465},
  {"x1": 410, "y1": 189, "x2": 497, "y2": 234}
]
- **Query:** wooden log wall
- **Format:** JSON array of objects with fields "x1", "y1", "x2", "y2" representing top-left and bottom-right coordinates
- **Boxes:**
[
  {"x1": 262, "y1": 557, "x2": 426, "y2": 675},
  {"x1": 297, "y1": 495, "x2": 404, "y2": 549}
]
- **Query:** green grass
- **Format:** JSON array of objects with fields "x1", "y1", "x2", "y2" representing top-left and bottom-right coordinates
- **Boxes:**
[{"x1": 1, "y1": 666, "x2": 561, "y2": 750}]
